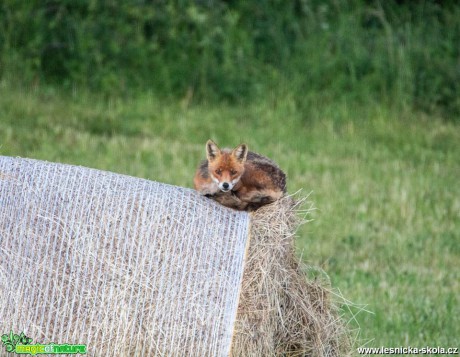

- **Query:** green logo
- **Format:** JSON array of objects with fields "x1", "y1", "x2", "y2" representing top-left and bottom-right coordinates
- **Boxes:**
[
  {"x1": 1, "y1": 331, "x2": 86, "y2": 355},
  {"x1": 1, "y1": 331, "x2": 32, "y2": 353}
]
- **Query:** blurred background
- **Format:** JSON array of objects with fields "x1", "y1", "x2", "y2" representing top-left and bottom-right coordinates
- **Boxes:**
[{"x1": 1, "y1": 0, "x2": 458, "y2": 350}]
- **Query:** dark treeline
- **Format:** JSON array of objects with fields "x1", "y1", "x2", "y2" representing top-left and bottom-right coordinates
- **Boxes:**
[{"x1": 1, "y1": 0, "x2": 459, "y2": 119}]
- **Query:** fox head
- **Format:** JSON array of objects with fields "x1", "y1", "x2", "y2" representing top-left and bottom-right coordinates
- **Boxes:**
[{"x1": 206, "y1": 139, "x2": 248, "y2": 192}]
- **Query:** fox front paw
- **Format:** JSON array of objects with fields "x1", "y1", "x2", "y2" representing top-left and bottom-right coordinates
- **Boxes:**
[{"x1": 196, "y1": 183, "x2": 220, "y2": 197}]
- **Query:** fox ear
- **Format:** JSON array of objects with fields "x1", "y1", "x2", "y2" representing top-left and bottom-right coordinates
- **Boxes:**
[
  {"x1": 233, "y1": 143, "x2": 248, "y2": 163},
  {"x1": 206, "y1": 140, "x2": 220, "y2": 162}
]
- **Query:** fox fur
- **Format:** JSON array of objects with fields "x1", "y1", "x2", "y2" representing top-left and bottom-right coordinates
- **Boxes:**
[{"x1": 194, "y1": 140, "x2": 286, "y2": 211}]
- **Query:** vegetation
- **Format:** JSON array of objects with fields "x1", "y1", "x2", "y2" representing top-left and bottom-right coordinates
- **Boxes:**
[
  {"x1": 0, "y1": 0, "x2": 459, "y2": 352},
  {"x1": 1, "y1": 0, "x2": 459, "y2": 119}
]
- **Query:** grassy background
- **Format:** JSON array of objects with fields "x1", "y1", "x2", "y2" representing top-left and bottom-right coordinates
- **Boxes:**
[
  {"x1": 1, "y1": 83, "x2": 458, "y2": 350},
  {"x1": 1, "y1": 0, "x2": 459, "y2": 352}
]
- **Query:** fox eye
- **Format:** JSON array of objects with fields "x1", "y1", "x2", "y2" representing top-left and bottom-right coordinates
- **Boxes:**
[
  {"x1": 230, "y1": 169, "x2": 237, "y2": 175},
  {"x1": 215, "y1": 169, "x2": 222, "y2": 175}
]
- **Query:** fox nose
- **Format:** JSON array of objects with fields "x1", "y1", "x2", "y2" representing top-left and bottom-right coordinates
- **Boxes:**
[{"x1": 222, "y1": 182, "x2": 230, "y2": 190}]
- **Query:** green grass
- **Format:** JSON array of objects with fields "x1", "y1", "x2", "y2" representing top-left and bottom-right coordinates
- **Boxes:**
[{"x1": 1, "y1": 81, "x2": 459, "y2": 351}]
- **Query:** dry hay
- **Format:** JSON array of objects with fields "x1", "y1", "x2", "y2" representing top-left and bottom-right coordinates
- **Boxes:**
[
  {"x1": 0, "y1": 156, "x2": 353, "y2": 356},
  {"x1": 0, "y1": 156, "x2": 249, "y2": 356},
  {"x1": 231, "y1": 196, "x2": 352, "y2": 357}
]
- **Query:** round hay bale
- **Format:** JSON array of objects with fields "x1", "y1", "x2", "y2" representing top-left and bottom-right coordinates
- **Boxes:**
[
  {"x1": 0, "y1": 156, "x2": 250, "y2": 356},
  {"x1": 0, "y1": 156, "x2": 352, "y2": 356}
]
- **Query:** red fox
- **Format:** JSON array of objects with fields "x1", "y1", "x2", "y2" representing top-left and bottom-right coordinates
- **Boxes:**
[{"x1": 194, "y1": 140, "x2": 286, "y2": 211}]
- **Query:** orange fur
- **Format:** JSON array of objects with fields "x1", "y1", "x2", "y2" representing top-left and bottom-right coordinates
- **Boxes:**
[{"x1": 194, "y1": 140, "x2": 286, "y2": 211}]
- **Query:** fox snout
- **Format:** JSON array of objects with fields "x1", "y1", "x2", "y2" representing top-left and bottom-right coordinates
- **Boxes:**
[
  {"x1": 221, "y1": 182, "x2": 230, "y2": 191},
  {"x1": 218, "y1": 181, "x2": 233, "y2": 192},
  {"x1": 212, "y1": 175, "x2": 237, "y2": 192}
]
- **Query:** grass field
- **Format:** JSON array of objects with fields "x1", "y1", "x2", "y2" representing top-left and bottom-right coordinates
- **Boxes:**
[{"x1": 1, "y1": 81, "x2": 459, "y2": 351}]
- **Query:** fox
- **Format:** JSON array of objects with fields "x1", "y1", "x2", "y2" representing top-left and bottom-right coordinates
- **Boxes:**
[{"x1": 194, "y1": 140, "x2": 287, "y2": 211}]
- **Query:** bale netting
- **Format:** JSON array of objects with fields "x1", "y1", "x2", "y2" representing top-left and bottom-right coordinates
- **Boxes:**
[
  {"x1": 0, "y1": 156, "x2": 250, "y2": 356},
  {"x1": 230, "y1": 197, "x2": 352, "y2": 357},
  {"x1": 0, "y1": 156, "x2": 352, "y2": 357}
]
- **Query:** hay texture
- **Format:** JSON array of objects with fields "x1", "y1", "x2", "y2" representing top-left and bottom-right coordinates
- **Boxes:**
[
  {"x1": 231, "y1": 196, "x2": 352, "y2": 357},
  {"x1": 0, "y1": 156, "x2": 249, "y2": 356}
]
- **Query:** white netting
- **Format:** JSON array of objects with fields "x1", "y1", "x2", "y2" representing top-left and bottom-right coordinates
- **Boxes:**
[{"x1": 0, "y1": 156, "x2": 250, "y2": 356}]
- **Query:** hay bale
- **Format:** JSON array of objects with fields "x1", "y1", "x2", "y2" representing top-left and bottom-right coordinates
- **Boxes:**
[
  {"x1": 0, "y1": 156, "x2": 250, "y2": 356},
  {"x1": 231, "y1": 196, "x2": 352, "y2": 357},
  {"x1": 0, "y1": 156, "x2": 352, "y2": 356}
]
